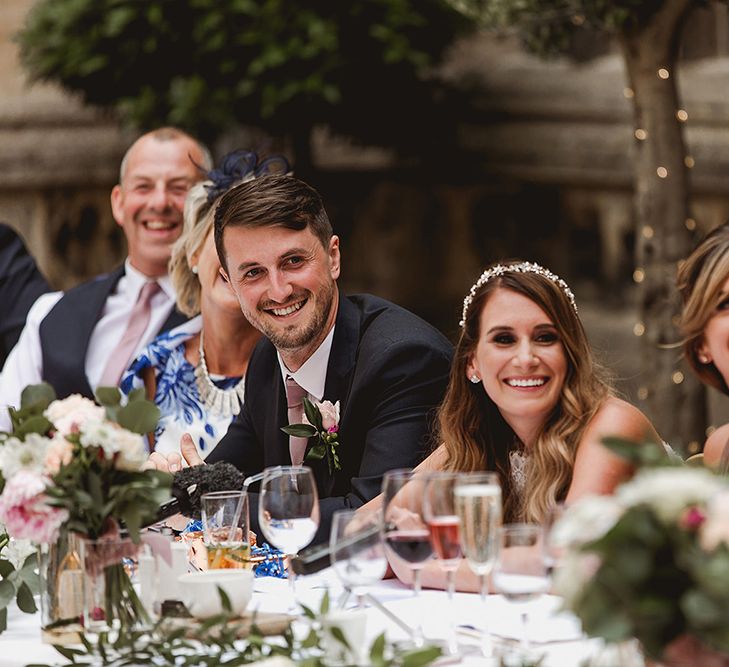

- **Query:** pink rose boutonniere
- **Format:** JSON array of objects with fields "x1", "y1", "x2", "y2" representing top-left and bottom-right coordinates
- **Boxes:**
[{"x1": 282, "y1": 397, "x2": 341, "y2": 474}]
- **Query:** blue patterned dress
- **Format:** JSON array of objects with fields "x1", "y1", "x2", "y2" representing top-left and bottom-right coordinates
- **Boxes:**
[{"x1": 120, "y1": 316, "x2": 243, "y2": 459}]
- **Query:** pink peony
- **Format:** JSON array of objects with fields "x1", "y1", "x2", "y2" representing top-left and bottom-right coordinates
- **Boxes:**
[
  {"x1": 44, "y1": 394, "x2": 105, "y2": 436},
  {"x1": 43, "y1": 435, "x2": 74, "y2": 475},
  {"x1": 0, "y1": 470, "x2": 68, "y2": 543}
]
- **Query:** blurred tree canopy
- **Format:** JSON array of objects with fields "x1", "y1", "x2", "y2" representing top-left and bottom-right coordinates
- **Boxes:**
[
  {"x1": 450, "y1": 0, "x2": 726, "y2": 450},
  {"x1": 18, "y1": 0, "x2": 471, "y2": 163}
]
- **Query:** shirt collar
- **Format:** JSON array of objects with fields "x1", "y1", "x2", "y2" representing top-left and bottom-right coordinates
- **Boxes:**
[
  {"x1": 124, "y1": 258, "x2": 175, "y2": 301},
  {"x1": 277, "y1": 325, "x2": 336, "y2": 401}
]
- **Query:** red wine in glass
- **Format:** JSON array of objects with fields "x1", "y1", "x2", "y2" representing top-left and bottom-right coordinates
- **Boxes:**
[{"x1": 385, "y1": 529, "x2": 433, "y2": 565}]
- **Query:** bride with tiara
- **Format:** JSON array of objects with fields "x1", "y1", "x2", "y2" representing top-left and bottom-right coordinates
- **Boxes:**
[{"x1": 388, "y1": 260, "x2": 663, "y2": 592}]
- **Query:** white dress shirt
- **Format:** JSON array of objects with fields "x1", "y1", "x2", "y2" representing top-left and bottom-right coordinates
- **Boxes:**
[
  {"x1": 277, "y1": 325, "x2": 336, "y2": 406},
  {"x1": 0, "y1": 260, "x2": 176, "y2": 430}
]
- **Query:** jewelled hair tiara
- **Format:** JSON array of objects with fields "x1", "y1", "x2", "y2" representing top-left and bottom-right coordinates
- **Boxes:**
[{"x1": 459, "y1": 261, "x2": 578, "y2": 327}]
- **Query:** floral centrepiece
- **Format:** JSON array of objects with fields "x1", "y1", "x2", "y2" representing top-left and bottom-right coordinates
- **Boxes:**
[
  {"x1": 282, "y1": 397, "x2": 341, "y2": 474},
  {"x1": 553, "y1": 449, "x2": 729, "y2": 662},
  {"x1": 0, "y1": 383, "x2": 171, "y2": 633}
]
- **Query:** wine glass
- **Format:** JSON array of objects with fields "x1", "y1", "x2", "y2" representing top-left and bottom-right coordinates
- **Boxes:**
[
  {"x1": 492, "y1": 523, "x2": 550, "y2": 658},
  {"x1": 454, "y1": 471, "x2": 502, "y2": 656},
  {"x1": 381, "y1": 469, "x2": 433, "y2": 647},
  {"x1": 258, "y1": 466, "x2": 320, "y2": 611},
  {"x1": 330, "y1": 509, "x2": 387, "y2": 608},
  {"x1": 423, "y1": 472, "x2": 463, "y2": 655},
  {"x1": 543, "y1": 502, "x2": 566, "y2": 580}
]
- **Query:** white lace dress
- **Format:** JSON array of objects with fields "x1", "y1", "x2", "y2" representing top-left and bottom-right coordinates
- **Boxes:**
[{"x1": 509, "y1": 449, "x2": 529, "y2": 500}]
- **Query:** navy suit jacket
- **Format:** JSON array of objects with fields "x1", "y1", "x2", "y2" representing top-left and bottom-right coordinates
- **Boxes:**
[
  {"x1": 39, "y1": 265, "x2": 187, "y2": 399},
  {"x1": 207, "y1": 293, "x2": 453, "y2": 544},
  {"x1": 0, "y1": 224, "x2": 49, "y2": 366}
]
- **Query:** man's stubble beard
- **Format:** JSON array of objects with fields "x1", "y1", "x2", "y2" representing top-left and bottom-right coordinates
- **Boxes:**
[{"x1": 247, "y1": 279, "x2": 337, "y2": 352}]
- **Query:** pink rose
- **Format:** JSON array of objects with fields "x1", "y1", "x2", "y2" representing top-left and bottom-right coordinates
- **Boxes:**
[
  {"x1": 318, "y1": 400, "x2": 340, "y2": 431},
  {"x1": 680, "y1": 506, "x2": 705, "y2": 531},
  {"x1": 0, "y1": 470, "x2": 67, "y2": 543}
]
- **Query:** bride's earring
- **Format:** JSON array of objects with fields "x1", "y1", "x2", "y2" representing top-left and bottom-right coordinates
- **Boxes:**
[{"x1": 469, "y1": 374, "x2": 481, "y2": 384}]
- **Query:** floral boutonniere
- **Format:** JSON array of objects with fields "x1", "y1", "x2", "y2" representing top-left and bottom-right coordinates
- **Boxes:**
[{"x1": 282, "y1": 397, "x2": 341, "y2": 474}]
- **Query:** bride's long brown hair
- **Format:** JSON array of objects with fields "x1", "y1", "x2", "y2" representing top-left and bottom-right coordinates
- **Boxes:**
[{"x1": 438, "y1": 262, "x2": 612, "y2": 522}]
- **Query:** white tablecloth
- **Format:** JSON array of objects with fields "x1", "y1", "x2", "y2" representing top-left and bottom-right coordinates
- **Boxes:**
[{"x1": 0, "y1": 570, "x2": 601, "y2": 666}]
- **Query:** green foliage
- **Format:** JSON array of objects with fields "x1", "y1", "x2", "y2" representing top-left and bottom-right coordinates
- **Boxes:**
[
  {"x1": 31, "y1": 586, "x2": 443, "y2": 667},
  {"x1": 18, "y1": 0, "x2": 470, "y2": 146},
  {"x1": 5, "y1": 382, "x2": 55, "y2": 439},
  {"x1": 0, "y1": 549, "x2": 40, "y2": 634},
  {"x1": 447, "y1": 0, "x2": 709, "y2": 56},
  {"x1": 558, "y1": 440, "x2": 729, "y2": 658}
]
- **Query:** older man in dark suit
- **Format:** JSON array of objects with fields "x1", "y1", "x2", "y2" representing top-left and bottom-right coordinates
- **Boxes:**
[{"x1": 153, "y1": 175, "x2": 453, "y2": 544}]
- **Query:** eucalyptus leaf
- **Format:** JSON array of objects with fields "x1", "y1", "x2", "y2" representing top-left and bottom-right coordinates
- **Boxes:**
[
  {"x1": 19, "y1": 383, "x2": 55, "y2": 411},
  {"x1": 281, "y1": 424, "x2": 317, "y2": 438},
  {"x1": 306, "y1": 444, "x2": 327, "y2": 461},
  {"x1": 14, "y1": 415, "x2": 53, "y2": 439},
  {"x1": 127, "y1": 387, "x2": 146, "y2": 403},
  {"x1": 401, "y1": 646, "x2": 443, "y2": 667},
  {"x1": 302, "y1": 397, "x2": 323, "y2": 431},
  {"x1": 95, "y1": 386, "x2": 121, "y2": 407},
  {"x1": 16, "y1": 581, "x2": 37, "y2": 613},
  {"x1": 0, "y1": 579, "x2": 15, "y2": 609},
  {"x1": 116, "y1": 400, "x2": 161, "y2": 435}
]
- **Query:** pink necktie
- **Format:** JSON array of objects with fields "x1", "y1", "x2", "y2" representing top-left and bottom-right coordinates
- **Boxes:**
[
  {"x1": 285, "y1": 376, "x2": 309, "y2": 466},
  {"x1": 99, "y1": 281, "x2": 161, "y2": 387}
]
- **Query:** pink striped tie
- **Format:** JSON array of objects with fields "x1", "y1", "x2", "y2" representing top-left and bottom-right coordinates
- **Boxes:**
[
  {"x1": 285, "y1": 376, "x2": 309, "y2": 466},
  {"x1": 98, "y1": 281, "x2": 160, "y2": 387}
]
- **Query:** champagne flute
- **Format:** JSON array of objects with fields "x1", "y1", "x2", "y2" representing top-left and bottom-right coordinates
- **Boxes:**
[
  {"x1": 454, "y1": 472, "x2": 502, "y2": 656},
  {"x1": 423, "y1": 472, "x2": 463, "y2": 655},
  {"x1": 258, "y1": 466, "x2": 320, "y2": 612},
  {"x1": 330, "y1": 509, "x2": 387, "y2": 608},
  {"x1": 381, "y1": 469, "x2": 433, "y2": 647},
  {"x1": 492, "y1": 523, "x2": 550, "y2": 658}
]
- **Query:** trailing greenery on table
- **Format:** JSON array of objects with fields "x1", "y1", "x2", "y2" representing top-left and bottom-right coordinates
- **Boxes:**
[{"x1": 28, "y1": 591, "x2": 443, "y2": 667}]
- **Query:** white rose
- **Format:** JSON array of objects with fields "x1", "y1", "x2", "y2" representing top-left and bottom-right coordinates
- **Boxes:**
[
  {"x1": 79, "y1": 419, "x2": 119, "y2": 458},
  {"x1": 552, "y1": 495, "x2": 623, "y2": 549},
  {"x1": 44, "y1": 395, "x2": 105, "y2": 435},
  {"x1": 0, "y1": 433, "x2": 51, "y2": 478},
  {"x1": 700, "y1": 489, "x2": 729, "y2": 552},
  {"x1": 617, "y1": 467, "x2": 726, "y2": 523},
  {"x1": 113, "y1": 429, "x2": 147, "y2": 471},
  {"x1": 553, "y1": 552, "x2": 601, "y2": 606}
]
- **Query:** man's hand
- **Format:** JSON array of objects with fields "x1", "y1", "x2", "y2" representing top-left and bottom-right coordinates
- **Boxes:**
[{"x1": 144, "y1": 433, "x2": 205, "y2": 472}]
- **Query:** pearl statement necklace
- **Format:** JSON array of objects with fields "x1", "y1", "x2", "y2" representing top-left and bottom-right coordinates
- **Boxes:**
[{"x1": 194, "y1": 330, "x2": 245, "y2": 418}]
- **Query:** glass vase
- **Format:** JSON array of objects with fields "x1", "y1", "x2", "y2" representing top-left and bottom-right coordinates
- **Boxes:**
[
  {"x1": 38, "y1": 531, "x2": 84, "y2": 641},
  {"x1": 79, "y1": 536, "x2": 149, "y2": 633}
]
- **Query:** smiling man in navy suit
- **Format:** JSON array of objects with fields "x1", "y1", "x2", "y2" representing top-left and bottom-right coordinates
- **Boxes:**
[{"x1": 151, "y1": 174, "x2": 453, "y2": 544}]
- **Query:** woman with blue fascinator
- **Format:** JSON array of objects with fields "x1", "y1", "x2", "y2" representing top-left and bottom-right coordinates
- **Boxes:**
[{"x1": 121, "y1": 151, "x2": 290, "y2": 459}]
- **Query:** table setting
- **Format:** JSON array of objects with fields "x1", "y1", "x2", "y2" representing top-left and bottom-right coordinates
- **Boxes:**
[{"x1": 2, "y1": 389, "x2": 729, "y2": 667}]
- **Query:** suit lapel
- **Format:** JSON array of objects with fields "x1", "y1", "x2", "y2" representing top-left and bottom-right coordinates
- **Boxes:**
[{"x1": 306, "y1": 294, "x2": 359, "y2": 496}]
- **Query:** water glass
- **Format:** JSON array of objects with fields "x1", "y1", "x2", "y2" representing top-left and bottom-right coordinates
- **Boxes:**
[
  {"x1": 258, "y1": 466, "x2": 320, "y2": 610},
  {"x1": 330, "y1": 509, "x2": 387, "y2": 607},
  {"x1": 493, "y1": 523, "x2": 549, "y2": 657},
  {"x1": 201, "y1": 490, "x2": 251, "y2": 570}
]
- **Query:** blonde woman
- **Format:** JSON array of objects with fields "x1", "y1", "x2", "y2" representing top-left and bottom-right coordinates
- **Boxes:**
[
  {"x1": 677, "y1": 223, "x2": 729, "y2": 470},
  {"x1": 389, "y1": 260, "x2": 662, "y2": 592},
  {"x1": 121, "y1": 151, "x2": 288, "y2": 458}
]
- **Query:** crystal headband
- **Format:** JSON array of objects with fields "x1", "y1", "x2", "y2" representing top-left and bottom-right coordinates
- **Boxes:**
[{"x1": 459, "y1": 261, "x2": 578, "y2": 327}]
